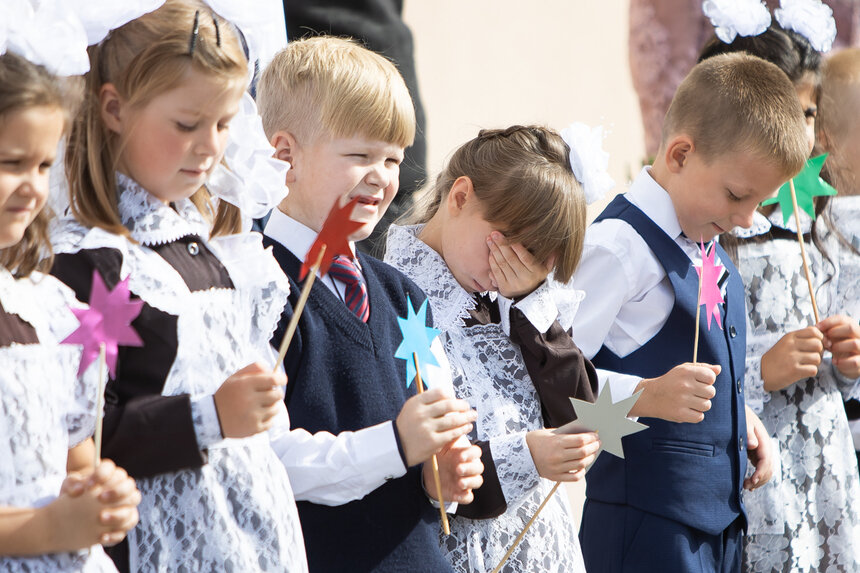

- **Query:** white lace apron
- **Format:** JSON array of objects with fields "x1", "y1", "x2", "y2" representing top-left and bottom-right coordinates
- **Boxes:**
[
  {"x1": 52, "y1": 176, "x2": 307, "y2": 572},
  {"x1": 0, "y1": 269, "x2": 116, "y2": 572},
  {"x1": 385, "y1": 224, "x2": 586, "y2": 573}
]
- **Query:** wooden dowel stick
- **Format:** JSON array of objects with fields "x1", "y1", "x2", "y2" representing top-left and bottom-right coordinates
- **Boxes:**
[
  {"x1": 413, "y1": 352, "x2": 450, "y2": 536},
  {"x1": 491, "y1": 481, "x2": 561, "y2": 573},
  {"x1": 93, "y1": 343, "x2": 106, "y2": 467},
  {"x1": 273, "y1": 245, "x2": 327, "y2": 372},
  {"x1": 789, "y1": 180, "x2": 821, "y2": 324},
  {"x1": 693, "y1": 261, "x2": 703, "y2": 364},
  {"x1": 492, "y1": 437, "x2": 600, "y2": 573}
]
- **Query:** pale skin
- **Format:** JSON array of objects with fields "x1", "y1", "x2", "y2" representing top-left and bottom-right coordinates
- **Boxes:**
[
  {"x1": 0, "y1": 457, "x2": 141, "y2": 556},
  {"x1": 419, "y1": 177, "x2": 601, "y2": 483},
  {"x1": 761, "y1": 315, "x2": 860, "y2": 391},
  {"x1": 0, "y1": 104, "x2": 140, "y2": 555},
  {"x1": 269, "y1": 129, "x2": 483, "y2": 502}
]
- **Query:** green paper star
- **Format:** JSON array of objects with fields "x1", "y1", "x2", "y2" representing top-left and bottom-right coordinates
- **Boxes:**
[
  {"x1": 566, "y1": 385, "x2": 648, "y2": 459},
  {"x1": 761, "y1": 154, "x2": 837, "y2": 225}
]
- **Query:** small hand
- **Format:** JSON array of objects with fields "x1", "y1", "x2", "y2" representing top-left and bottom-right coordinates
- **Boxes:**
[
  {"x1": 426, "y1": 436, "x2": 483, "y2": 504},
  {"x1": 396, "y1": 387, "x2": 477, "y2": 467},
  {"x1": 487, "y1": 232, "x2": 554, "y2": 299},
  {"x1": 630, "y1": 363, "x2": 720, "y2": 423},
  {"x1": 818, "y1": 315, "x2": 860, "y2": 379},
  {"x1": 743, "y1": 406, "x2": 774, "y2": 490},
  {"x1": 214, "y1": 363, "x2": 287, "y2": 438},
  {"x1": 761, "y1": 326, "x2": 823, "y2": 391},
  {"x1": 526, "y1": 429, "x2": 600, "y2": 482}
]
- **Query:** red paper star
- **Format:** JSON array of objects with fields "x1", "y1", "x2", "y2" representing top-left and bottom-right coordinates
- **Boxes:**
[
  {"x1": 300, "y1": 197, "x2": 364, "y2": 280},
  {"x1": 696, "y1": 241, "x2": 725, "y2": 331},
  {"x1": 62, "y1": 270, "x2": 144, "y2": 376}
]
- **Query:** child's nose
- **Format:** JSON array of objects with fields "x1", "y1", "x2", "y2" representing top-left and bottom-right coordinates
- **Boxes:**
[
  {"x1": 731, "y1": 207, "x2": 756, "y2": 229},
  {"x1": 194, "y1": 125, "x2": 220, "y2": 156},
  {"x1": 365, "y1": 161, "x2": 391, "y2": 189}
]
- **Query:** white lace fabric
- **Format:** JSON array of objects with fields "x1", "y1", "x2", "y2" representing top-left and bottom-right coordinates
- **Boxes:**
[
  {"x1": 385, "y1": 224, "x2": 585, "y2": 573},
  {"x1": 51, "y1": 176, "x2": 307, "y2": 572},
  {"x1": 0, "y1": 269, "x2": 115, "y2": 572},
  {"x1": 736, "y1": 217, "x2": 860, "y2": 571}
]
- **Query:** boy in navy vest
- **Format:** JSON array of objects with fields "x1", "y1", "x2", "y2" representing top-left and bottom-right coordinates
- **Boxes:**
[
  {"x1": 571, "y1": 53, "x2": 810, "y2": 572},
  {"x1": 256, "y1": 37, "x2": 484, "y2": 572}
]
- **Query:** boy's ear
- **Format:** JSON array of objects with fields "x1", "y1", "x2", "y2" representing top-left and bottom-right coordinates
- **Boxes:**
[
  {"x1": 99, "y1": 83, "x2": 124, "y2": 135},
  {"x1": 270, "y1": 130, "x2": 299, "y2": 184},
  {"x1": 664, "y1": 135, "x2": 694, "y2": 174},
  {"x1": 446, "y1": 176, "x2": 474, "y2": 215}
]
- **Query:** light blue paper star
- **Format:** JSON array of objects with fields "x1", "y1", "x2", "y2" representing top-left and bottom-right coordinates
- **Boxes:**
[
  {"x1": 394, "y1": 295, "x2": 441, "y2": 389},
  {"x1": 566, "y1": 385, "x2": 648, "y2": 459}
]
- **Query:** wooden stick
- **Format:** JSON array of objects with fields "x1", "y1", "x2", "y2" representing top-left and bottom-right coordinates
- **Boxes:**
[
  {"x1": 491, "y1": 481, "x2": 562, "y2": 573},
  {"x1": 693, "y1": 259, "x2": 703, "y2": 364},
  {"x1": 789, "y1": 180, "x2": 821, "y2": 324},
  {"x1": 93, "y1": 343, "x2": 106, "y2": 467},
  {"x1": 413, "y1": 352, "x2": 450, "y2": 536},
  {"x1": 273, "y1": 245, "x2": 327, "y2": 372}
]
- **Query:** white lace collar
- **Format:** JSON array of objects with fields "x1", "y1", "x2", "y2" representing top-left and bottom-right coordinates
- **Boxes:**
[
  {"x1": 116, "y1": 173, "x2": 211, "y2": 246},
  {"x1": 385, "y1": 224, "x2": 478, "y2": 332},
  {"x1": 732, "y1": 205, "x2": 812, "y2": 238}
]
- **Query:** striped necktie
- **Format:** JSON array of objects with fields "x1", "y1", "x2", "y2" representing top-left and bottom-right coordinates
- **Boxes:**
[{"x1": 328, "y1": 255, "x2": 370, "y2": 322}]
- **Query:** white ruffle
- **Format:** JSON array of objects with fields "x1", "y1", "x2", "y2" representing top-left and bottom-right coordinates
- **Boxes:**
[
  {"x1": 117, "y1": 174, "x2": 211, "y2": 246},
  {"x1": 703, "y1": 0, "x2": 772, "y2": 43},
  {"x1": 206, "y1": 92, "x2": 289, "y2": 219},
  {"x1": 68, "y1": 0, "x2": 165, "y2": 46},
  {"x1": 3, "y1": 0, "x2": 90, "y2": 76},
  {"x1": 560, "y1": 122, "x2": 615, "y2": 205},
  {"x1": 775, "y1": 0, "x2": 837, "y2": 52}
]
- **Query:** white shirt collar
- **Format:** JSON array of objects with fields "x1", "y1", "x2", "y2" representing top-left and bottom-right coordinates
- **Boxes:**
[
  {"x1": 263, "y1": 207, "x2": 319, "y2": 261},
  {"x1": 626, "y1": 167, "x2": 684, "y2": 242}
]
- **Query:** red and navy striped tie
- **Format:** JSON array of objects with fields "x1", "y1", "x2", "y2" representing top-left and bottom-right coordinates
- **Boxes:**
[{"x1": 328, "y1": 255, "x2": 370, "y2": 322}]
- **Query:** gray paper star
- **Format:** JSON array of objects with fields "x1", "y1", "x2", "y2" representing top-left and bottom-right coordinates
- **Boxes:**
[{"x1": 568, "y1": 384, "x2": 648, "y2": 459}]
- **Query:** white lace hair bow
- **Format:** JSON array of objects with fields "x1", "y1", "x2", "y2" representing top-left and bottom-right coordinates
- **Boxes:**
[
  {"x1": 206, "y1": 92, "x2": 290, "y2": 218},
  {"x1": 560, "y1": 122, "x2": 615, "y2": 206},
  {"x1": 1, "y1": 0, "x2": 165, "y2": 76},
  {"x1": 703, "y1": 0, "x2": 772, "y2": 43},
  {"x1": 2, "y1": 0, "x2": 89, "y2": 76},
  {"x1": 776, "y1": 0, "x2": 837, "y2": 52}
]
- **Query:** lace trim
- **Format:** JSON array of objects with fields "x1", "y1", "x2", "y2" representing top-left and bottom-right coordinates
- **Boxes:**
[
  {"x1": 116, "y1": 173, "x2": 211, "y2": 246},
  {"x1": 385, "y1": 224, "x2": 476, "y2": 331}
]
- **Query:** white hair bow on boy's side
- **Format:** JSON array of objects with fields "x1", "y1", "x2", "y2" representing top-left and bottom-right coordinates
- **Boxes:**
[
  {"x1": 702, "y1": 0, "x2": 772, "y2": 43},
  {"x1": 560, "y1": 123, "x2": 615, "y2": 206},
  {"x1": 775, "y1": 0, "x2": 837, "y2": 52}
]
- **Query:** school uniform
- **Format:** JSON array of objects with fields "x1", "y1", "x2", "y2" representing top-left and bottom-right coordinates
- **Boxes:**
[
  {"x1": 263, "y1": 209, "x2": 455, "y2": 573},
  {"x1": 571, "y1": 168, "x2": 747, "y2": 573}
]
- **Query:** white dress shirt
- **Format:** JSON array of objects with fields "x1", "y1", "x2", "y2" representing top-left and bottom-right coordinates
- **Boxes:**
[
  {"x1": 263, "y1": 208, "x2": 458, "y2": 509},
  {"x1": 570, "y1": 167, "x2": 724, "y2": 399}
]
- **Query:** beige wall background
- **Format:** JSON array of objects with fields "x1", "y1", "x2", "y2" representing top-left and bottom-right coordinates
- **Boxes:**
[
  {"x1": 403, "y1": 0, "x2": 645, "y2": 532},
  {"x1": 404, "y1": 0, "x2": 645, "y2": 220}
]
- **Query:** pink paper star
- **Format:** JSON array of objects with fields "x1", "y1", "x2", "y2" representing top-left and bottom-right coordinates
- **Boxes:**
[
  {"x1": 696, "y1": 241, "x2": 725, "y2": 331},
  {"x1": 62, "y1": 270, "x2": 144, "y2": 376}
]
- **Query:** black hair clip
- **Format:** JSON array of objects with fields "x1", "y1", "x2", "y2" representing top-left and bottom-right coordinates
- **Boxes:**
[
  {"x1": 214, "y1": 15, "x2": 221, "y2": 47},
  {"x1": 188, "y1": 10, "x2": 200, "y2": 55}
]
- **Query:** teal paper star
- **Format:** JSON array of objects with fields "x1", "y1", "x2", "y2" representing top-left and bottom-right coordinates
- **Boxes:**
[
  {"x1": 761, "y1": 154, "x2": 837, "y2": 224},
  {"x1": 394, "y1": 295, "x2": 441, "y2": 388},
  {"x1": 567, "y1": 385, "x2": 648, "y2": 459}
]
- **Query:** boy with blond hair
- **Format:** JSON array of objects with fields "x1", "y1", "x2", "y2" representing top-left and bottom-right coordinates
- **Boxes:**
[
  {"x1": 572, "y1": 53, "x2": 809, "y2": 572},
  {"x1": 257, "y1": 37, "x2": 482, "y2": 572}
]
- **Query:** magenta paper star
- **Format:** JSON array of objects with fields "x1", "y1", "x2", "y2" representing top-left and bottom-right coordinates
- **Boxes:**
[
  {"x1": 62, "y1": 270, "x2": 144, "y2": 376},
  {"x1": 695, "y1": 241, "x2": 724, "y2": 330}
]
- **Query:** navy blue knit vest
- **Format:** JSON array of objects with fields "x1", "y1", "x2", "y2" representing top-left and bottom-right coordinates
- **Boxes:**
[
  {"x1": 587, "y1": 195, "x2": 748, "y2": 535},
  {"x1": 264, "y1": 237, "x2": 454, "y2": 573}
]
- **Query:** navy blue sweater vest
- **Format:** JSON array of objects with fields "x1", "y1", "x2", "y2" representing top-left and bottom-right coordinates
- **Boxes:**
[
  {"x1": 264, "y1": 237, "x2": 454, "y2": 573},
  {"x1": 587, "y1": 195, "x2": 748, "y2": 535}
]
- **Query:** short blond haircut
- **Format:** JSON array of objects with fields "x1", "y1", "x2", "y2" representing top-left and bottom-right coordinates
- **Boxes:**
[
  {"x1": 257, "y1": 36, "x2": 415, "y2": 147},
  {"x1": 404, "y1": 125, "x2": 586, "y2": 283},
  {"x1": 662, "y1": 53, "x2": 808, "y2": 176}
]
